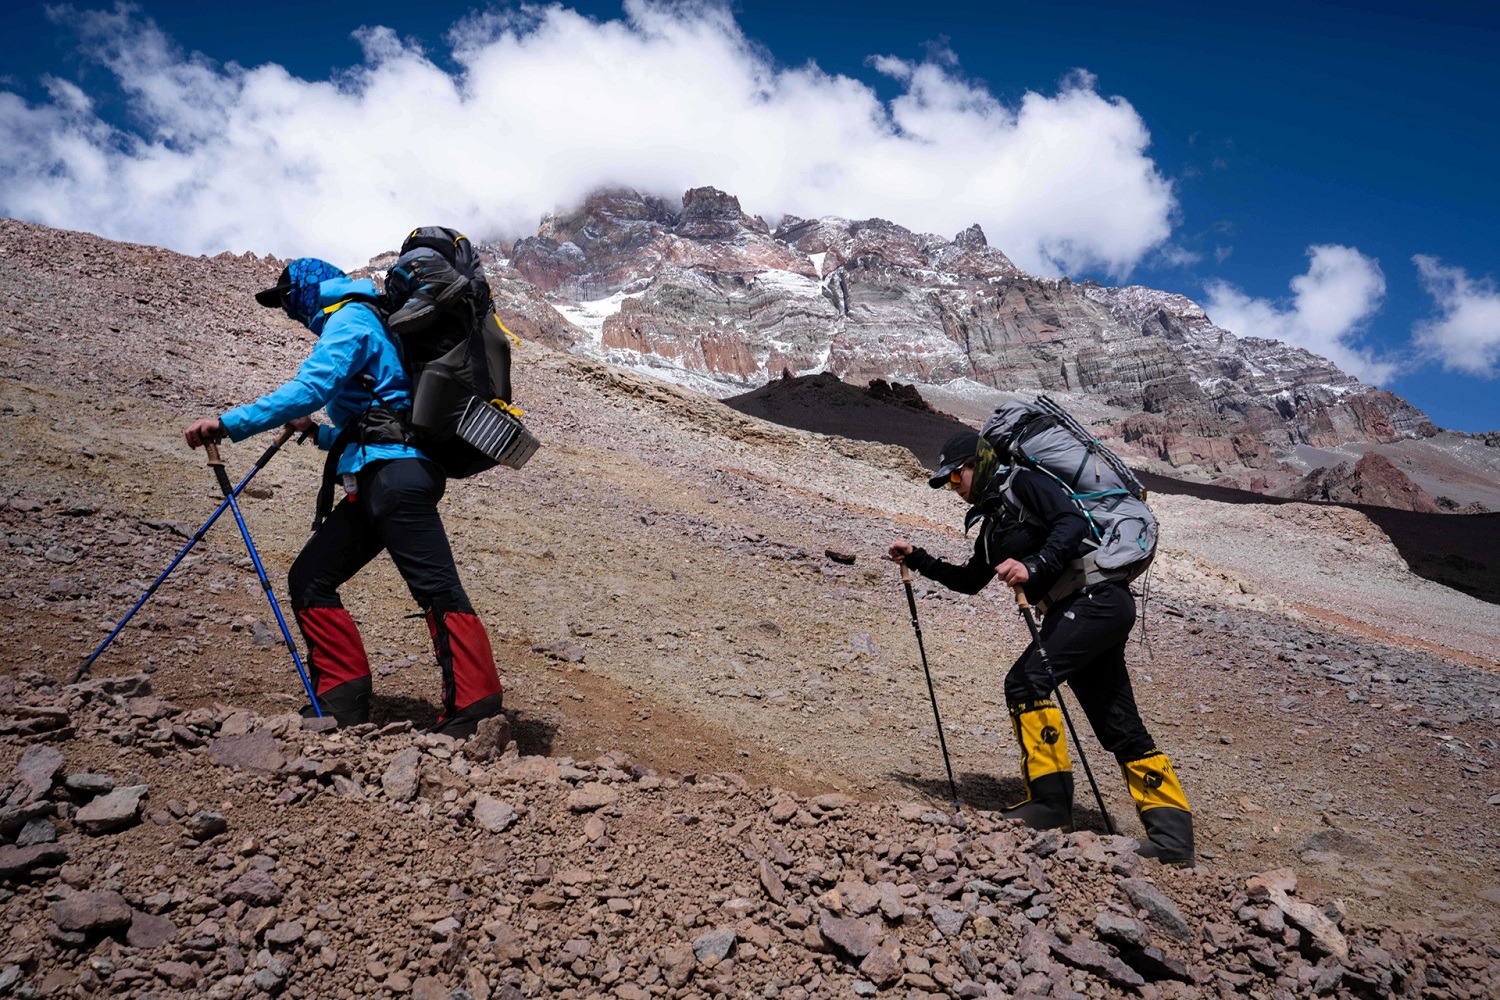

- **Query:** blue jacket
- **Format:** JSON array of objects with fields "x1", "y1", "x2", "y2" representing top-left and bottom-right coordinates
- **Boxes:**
[{"x1": 220, "y1": 276, "x2": 426, "y2": 475}]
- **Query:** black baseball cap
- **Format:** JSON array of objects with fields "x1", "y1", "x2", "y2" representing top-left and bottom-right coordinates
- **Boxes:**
[
  {"x1": 928, "y1": 430, "x2": 979, "y2": 488},
  {"x1": 253, "y1": 265, "x2": 293, "y2": 307}
]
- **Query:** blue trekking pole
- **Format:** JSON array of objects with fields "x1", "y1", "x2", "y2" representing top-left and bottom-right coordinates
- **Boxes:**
[
  {"x1": 73, "y1": 426, "x2": 301, "y2": 684},
  {"x1": 202, "y1": 439, "x2": 321, "y2": 717},
  {"x1": 73, "y1": 431, "x2": 319, "y2": 719}
]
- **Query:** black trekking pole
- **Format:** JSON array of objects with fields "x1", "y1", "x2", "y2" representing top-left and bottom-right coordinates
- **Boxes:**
[
  {"x1": 898, "y1": 561, "x2": 960, "y2": 809},
  {"x1": 203, "y1": 440, "x2": 322, "y2": 717},
  {"x1": 73, "y1": 426, "x2": 302, "y2": 684},
  {"x1": 1011, "y1": 585, "x2": 1116, "y2": 835}
]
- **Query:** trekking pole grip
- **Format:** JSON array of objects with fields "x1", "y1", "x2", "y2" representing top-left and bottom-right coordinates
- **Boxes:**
[
  {"x1": 1011, "y1": 583, "x2": 1031, "y2": 612},
  {"x1": 900, "y1": 562, "x2": 913, "y2": 585},
  {"x1": 204, "y1": 440, "x2": 235, "y2": 497}
]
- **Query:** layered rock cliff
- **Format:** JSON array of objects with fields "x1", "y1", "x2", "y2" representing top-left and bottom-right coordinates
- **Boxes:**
[{"x1": 389, "y1": 186, "x2": 1441, "y2": 483}]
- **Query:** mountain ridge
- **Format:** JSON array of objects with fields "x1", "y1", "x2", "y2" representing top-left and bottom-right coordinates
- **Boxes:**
[{"x1": 382, "y1": 186, "x2": 1499, "y2": 504}]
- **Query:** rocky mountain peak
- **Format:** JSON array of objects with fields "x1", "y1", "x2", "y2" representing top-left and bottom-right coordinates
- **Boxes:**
[
  {"x1": 677, "y1": 185, "x2": 769, "y2": 238},
  {"x1": 954, "y1": 222, "x2": 988, "y2": 248}
]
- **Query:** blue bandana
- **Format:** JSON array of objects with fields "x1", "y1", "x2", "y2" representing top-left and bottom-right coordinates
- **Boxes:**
[{"x1": 279, "y1": 257, "x2": 346, "y2": 326}]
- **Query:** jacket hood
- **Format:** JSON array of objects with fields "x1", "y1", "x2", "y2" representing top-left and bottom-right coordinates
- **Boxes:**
[{"x1": 307, "y1": 276, "x2": 380, "y2": 336}]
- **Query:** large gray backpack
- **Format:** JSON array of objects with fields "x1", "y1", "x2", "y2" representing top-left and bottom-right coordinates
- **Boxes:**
[{"x1": 980, "y1": 396, "x2": 1157, "y2": 582}]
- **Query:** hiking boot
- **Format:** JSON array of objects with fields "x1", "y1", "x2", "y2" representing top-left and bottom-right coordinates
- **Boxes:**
[
  {"x1": 1001, "y1": 770, "x2": 1074, "y2": 830},
  {"x1": 299, "y1": 675, "x2": 371, "y2": 728},
  {"x1": 426, "y1": 692, "x2": 504, "y2": 741},
  {"x1": 387, "y1": 249, "x2": 469, "y2": 336},
  {"x1": 1136, "y1": 807, "x2": 1195, "y2": 868},
  {"x1": 426, "y1": 606, "x2": 503, "y2": 734},
  {"x1": 1003, "y1": 700, "x2": 1074, "y2": 829},
  {"x1": 293, "y1": 606, "x2": 373, "y2": 725},
  {"x1": 1120, "y1": 750, "x2": 1195, "y2": 867}
]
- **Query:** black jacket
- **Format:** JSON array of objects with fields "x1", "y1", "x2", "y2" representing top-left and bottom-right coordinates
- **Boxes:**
[{"x1": 906, "y1": 467, "x2": 1089, "y2": 604}]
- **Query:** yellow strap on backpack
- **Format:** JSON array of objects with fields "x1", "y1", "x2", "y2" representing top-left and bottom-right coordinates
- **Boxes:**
[{"x1": 494, "y1": 313, "x2": 520, "y2": 348}]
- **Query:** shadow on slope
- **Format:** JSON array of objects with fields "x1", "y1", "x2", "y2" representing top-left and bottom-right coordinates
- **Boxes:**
[
  {"x1": 723, "y1": 374, "x2": 1500, "y2": 606},
  {"x1": 1137, "y1": 472, "x2": 1500, "y2": 606}
]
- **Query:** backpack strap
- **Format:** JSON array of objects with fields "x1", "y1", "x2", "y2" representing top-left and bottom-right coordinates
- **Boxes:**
[{"x1": 321, "y1": 292, "x2": 387, "y2": 317}]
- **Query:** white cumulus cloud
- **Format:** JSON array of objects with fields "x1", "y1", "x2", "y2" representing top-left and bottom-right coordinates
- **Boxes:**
[
  {"x1": 1203, "y1": 244, "x2": 1396, "y2": 385},
  {"x1": 0, "y1": 1, "x2": 1175, "y2": 276},
  {"x1": 1413, "y1": 256, "x2": 1500, "y2": 378}
]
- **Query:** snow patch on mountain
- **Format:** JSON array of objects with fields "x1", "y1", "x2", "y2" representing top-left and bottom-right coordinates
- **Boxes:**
[
  {"x1": 550, "y1": 289, "x2": 643, "y2": 352},
  {"x1": 748, "y1": 268, "x2": 824, "y2": 299}
]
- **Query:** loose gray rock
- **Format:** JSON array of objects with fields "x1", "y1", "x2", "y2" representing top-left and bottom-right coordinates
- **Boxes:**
[
  {"x1": 8, "y1": 745, "x2": 64, "y2": 805},
  {"x1": 63, "y1": 773, "x2": 115, "y2": 796},
  {"x1": 208, "y1": 730, "x2": 285, "y2": 773},
  {"x1": 929, "y1": 905, "x2": 968, "y2": 938},
  {"x1": 1051, "y1": 937, "x2": 1146, "y2": 988},
  {"x1": 264, "y1": 921, "x2": 305, "y2": 947},
  {"x1": 154, "y1": 961, "x2": 198, "y2": 988},
  {"x1": 252, "y1": 966, "x2": 285, "y2": 993},
  {"x1": 15, "y1": 817, "x2": 57, "y2": 847},
  {"x1": 692, "y1": 926, "x2": 736, "y2": 963},
  {"x1": 1120, "y1": 878, "x2": 1193, "y2": 942},
  {"x1": 858, "y1": 940, "x2": 902, "y2": 986},
  {"x1": 0, "y1": 801, "x2": 52, "y2": 837},
  {"x1": 662, "y1": 942, "x2": 695, "y2": 987},
  {"x1": 0, "y1": 842, "x2": 69, "y2": 879},
  {"x1": 1094, "y1": 911, "x2": 1150, "y2": 948},
  {"x1": 759, "y1": 858, "x2": 786, "y2": 904},
  {"x1": 74, "y1": 784, "x2": 148, "y2": 834},
  {"x1": 1262, "y1": 885, "x2": 1349, "y2": 960},
  {"x1": 186, "y1": 810, "x2": 228, "y2": 840},
  {"x1": 468, "y1": 714, "x2": 514, "y2": 762},
  {"x1": 566, "y1": 782, "x2": 620, "y2": 813},
  {"x1": 382, "y1": 747, "x2": 422, "y2": 802},
  {"x1": 69, "y1": 673, "x2": 151, "y2": 698},
  {"x1": 49, "y1": 889, "x2": 133, "y2": 933},
  {"x1": 1119, "y1": 945, "x2": 1192, "y2": 983},
  {"x1": 472, "y1": 795, "x2": 518, "y2": 833}
]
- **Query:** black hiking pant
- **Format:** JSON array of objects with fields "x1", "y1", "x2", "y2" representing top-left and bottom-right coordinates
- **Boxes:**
[
  {"x1": 286, "y1": 457, "x2": 502, "y2": 722},
  {"x1": 1003, "y1": 581, "x2": 1155, "y2": 762},
  {"x1": 288, "y1": 458, "x2": 471, "y2": 615}
]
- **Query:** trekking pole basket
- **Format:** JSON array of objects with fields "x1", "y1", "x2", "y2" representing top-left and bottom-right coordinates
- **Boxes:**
[{"x1": 456, "y1": 397, "x2": 540, "y2": 470}]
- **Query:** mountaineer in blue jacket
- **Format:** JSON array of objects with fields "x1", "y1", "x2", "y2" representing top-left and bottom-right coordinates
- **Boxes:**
[{"x1": 184, "y1": 257, "x2": 505, "y2": 738}]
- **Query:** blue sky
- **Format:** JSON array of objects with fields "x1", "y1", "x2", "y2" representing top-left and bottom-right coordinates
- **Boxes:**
[{"x1": 2, "y1": 0, "x2": 1497, "y2": 432}]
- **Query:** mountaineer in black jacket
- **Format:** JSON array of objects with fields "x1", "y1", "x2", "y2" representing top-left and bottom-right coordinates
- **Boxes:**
[{"x1": 889, "y1": 430, "x2": 1194, "y2": 866}]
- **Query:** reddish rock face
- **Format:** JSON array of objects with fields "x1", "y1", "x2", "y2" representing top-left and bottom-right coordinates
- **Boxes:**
[{"x1": 1289, "y1": 451, "x2": 1444, "y2": 512}]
